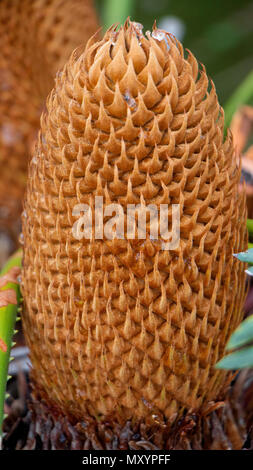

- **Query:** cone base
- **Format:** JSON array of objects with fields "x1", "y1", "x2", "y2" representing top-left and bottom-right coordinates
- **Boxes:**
[{"x1": 3, "y1": 371, "x2": 253, "y2": 450}]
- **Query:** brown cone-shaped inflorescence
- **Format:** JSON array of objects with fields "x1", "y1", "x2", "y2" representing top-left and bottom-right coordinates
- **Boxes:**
[
  {"x1": 0, "y1": 0, "x2": 99, "y2": 249},
  {"x1": 22, "y1": 21, "x2": 247, "y2": 426}
]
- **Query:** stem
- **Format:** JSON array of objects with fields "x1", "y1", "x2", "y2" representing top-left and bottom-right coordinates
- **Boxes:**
[
  {"x1": 103, "y1": 0, "x2": 135, "y2": 31},
  {"x1": 224, "y1": 70, "x2": 253, "y2": 130},
  {"x1": 0, "y1": 250, "x2": 22, "y2": 448}
]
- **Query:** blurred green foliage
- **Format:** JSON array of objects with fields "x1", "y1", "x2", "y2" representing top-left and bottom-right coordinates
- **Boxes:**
[{"x1": 96, "y1": 0, "x2": 253, "y2": 106}]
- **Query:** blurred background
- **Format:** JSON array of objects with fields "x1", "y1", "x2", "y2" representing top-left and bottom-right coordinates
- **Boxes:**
[{"x1": 97, "y1": 0, "x2": 253, "y2": 106}]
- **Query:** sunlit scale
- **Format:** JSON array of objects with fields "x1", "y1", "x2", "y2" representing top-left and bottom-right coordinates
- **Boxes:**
[{"x1": 22, "y1": 20, "x2": 247, "y2": 424}]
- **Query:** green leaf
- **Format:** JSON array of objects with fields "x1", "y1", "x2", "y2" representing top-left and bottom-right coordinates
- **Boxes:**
[
  {"x1": 1, "y1": 250, "x2": 22, "y2": 275},
  {"x1": 216, "y1": 346, "x2": 253, "y2": 370},
  {"x1": 0, "y1": 250, "x2": 22, "y2": 446},
  {"x1": 233, "y1": 248, "x2": 253, "y2": 263},
  {"x1": 246, "y1": 266, "x2": 253, "y2": 276},
  {"x1": 226, "y1": 315, "x2": 253, "y2": 351}
]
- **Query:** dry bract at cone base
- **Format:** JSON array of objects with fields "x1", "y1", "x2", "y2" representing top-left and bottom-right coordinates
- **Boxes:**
[
  {"x1": 0, "y1": 0, "x2": 99, "y2": 247},
  {"x1": 4, "y1": 368, "x2": 253, "y2": 450},
  {"x1": 22, "y1": 21, "x2": 247, "y2": 429}
]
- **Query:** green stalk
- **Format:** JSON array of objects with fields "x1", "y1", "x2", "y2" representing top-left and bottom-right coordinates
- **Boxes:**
[
  {"x1": 103, "y1": 0, "x2": 135, "y2": 31},
  {"x1": 0, "y1": 250, "x2": 22, "y2": 449},
  {"x1": 224, "y1": 70, "x2": 253, "y2": 130}
]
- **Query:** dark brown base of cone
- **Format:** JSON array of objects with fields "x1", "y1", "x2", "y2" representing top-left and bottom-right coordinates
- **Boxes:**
[{"x1": 3, "y1": 370, "x2": 253, "y2": 450}]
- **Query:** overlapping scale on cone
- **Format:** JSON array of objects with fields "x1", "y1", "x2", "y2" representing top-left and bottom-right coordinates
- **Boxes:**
[
  {"x1": 22, "y1": 21, "x2": 247, "y2": 423},
  {"x1": 0, "y1": 0, "x2": 99, "y2": 246}
]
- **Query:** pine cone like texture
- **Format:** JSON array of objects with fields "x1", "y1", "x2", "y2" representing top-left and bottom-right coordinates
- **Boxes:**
[
  {"x1": 3, "y1": 370, "x2": 253, "y2": 450},
  {"x1": 0, "y1": 0, "x2": 99, "y2": 245},
  {"x1": 22, "y1": 21, "x2": 248, "y2": 424}
]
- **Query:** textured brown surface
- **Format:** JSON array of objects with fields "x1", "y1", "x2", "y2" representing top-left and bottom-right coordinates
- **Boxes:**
[
  {"x1": 3, "y1": 370, "x2": 253, "y2": 450},
  {"x1": 22, "y1": 21, "x2": 248, "y2": 424},
  {"x1": 0, "y1": 0, "x2": 99, "y2": 247}
]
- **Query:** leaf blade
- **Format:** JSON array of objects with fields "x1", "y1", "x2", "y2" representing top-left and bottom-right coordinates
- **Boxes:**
[
  {"x1": 0, "y1": 250, "x2": 22, "y2": 444},
  {"x1": 234, "y1": 248, "x2": 253, "y2": 263},
  {"x1": 226, "y1": 315, "x2": 253, "y2": 350},
  {"x1": 216, "y1": 346, "x2": 253, "y2": 370}
]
